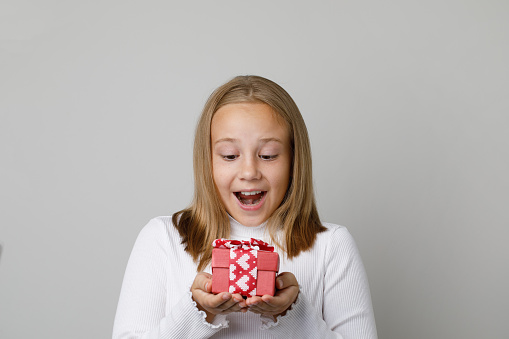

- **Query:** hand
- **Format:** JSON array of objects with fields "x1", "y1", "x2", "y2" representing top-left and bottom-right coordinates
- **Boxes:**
[
  {"x1": 191, "y1": 272, "x2": 247, "y2": 322},
  {"x1": 245, "y1": 272, "x2": 299, "y2": 320}
]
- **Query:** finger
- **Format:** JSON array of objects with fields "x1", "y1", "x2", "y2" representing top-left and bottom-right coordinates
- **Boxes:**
[
  {"x1": 202, "y1": 275, "x2": 213, "y2": 292},
  {"x1": 245, "y1": 296, "x2": 263, "y2": 307},
  {"x1": 252, "y1": 299, "x2": 277, "y2": 312},
  {"x1": 248, "y1": 304, "x2": 278, "y2": 316},
  {"x1": 231, "y1": 294, "x2": 243, "y2": 303},
  {"x1": 197, "y1": 291, "x2": 232, "y2": 310},
  {"x1": 192, "y1": 272, "x2": 213, "y2": 292},
  {"x1": 221, "y1": 300, "x2": 245, "y2": 313},
  {"x1": 248, "y1": 306, "x2": 264, "y2": 314},
  {"x1": 232, "y1": 294, "x2": 247, "y2": 308},
  {"x1": 261, "y1": 295, "x2": 276, "y2": 306},
  {"x1": 275, "y1": 272, "x2": 298, "y2": 290},
  {"x1": 245, "y1": 298, "x2": 276, "y2": 315},
  {"x1": 221, "y1": 292, "x2": 261, "y2": 312},
  {"x1": 249, "y1": 305, "x2": 269, "y2": 314},
  {"x1": 200, "y1": 272, "x2": 213, "y2": 279},
  {"x1": 245, "y1": 297, "x2": 270, "y2": 313},
  {"x1": 215, "y1": 292, "x2": 235, "y2": 309}
]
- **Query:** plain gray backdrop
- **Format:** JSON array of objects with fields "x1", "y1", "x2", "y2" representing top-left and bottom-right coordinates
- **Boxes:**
[{"x1": 1, "y1": 1, "x2": 508, "y2": 338}]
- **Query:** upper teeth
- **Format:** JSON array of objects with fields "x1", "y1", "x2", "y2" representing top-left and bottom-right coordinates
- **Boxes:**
[{"x1": 241, "y1": 191, "x2": 262, "y2": 195}]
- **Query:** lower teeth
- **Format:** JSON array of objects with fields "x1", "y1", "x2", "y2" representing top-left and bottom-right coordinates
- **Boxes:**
[{"x1": 239, "y1": 196, "x2": 262, "y2": 205}]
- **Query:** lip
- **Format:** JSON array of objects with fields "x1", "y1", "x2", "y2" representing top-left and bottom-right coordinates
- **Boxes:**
[{"x1": 234, "y1": 191, "x2": 267, "y2": 211}]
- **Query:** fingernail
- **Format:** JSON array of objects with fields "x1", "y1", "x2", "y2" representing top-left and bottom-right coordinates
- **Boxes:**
[
  {"x1": 222, "y1": 293, "x2": 231, "y2": 300},
  {"x1": 277, "y1": 280, "x2": 283, "y2": 289}
]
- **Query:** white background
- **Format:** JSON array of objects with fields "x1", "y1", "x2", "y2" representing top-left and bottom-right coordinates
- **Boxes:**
[{"x1": 1, "y1": 1, "x2": 508, "y2": 338}]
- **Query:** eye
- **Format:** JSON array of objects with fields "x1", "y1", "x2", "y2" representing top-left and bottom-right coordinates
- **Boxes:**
[
  {"x1": 259, "y1": 154, "x2": 278, "y2": 160},
  {"x1": 222, "y1": 155, "x2": 238, "y2": 161}
]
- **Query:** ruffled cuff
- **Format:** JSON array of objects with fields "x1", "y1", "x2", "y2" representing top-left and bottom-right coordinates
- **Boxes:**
[
  {"x1": 260, "y1": 286, "x2": 303, "y2": 330},
  {"x1": 187, "y1": 290, "x2": 230, "y2": 329}
]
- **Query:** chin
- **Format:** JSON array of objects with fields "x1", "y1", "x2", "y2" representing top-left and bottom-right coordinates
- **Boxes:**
[{"x1": 233, "y1": 214, "x2": 268, "y2": 227}]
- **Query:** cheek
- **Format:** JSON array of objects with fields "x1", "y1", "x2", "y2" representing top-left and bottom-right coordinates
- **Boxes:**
[
  {"x1": 211, "y1": 167, "x2": 221, "y2": 191},
  {"x1": 271, "y1": 168, "x2": 291, "y2": 194},
  {"x1": 211, "y1": 158, "x2": 222, "y2": 179},
  {"x1": 280, "y1": 164, "x2": 292, "y2": 193},
  {"x1": 212, "y1": 164, "x2": 231, "y2": 191}
]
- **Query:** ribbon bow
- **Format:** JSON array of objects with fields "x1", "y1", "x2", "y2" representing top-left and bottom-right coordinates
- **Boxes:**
[{"x1": 212, "y1": 238, "x2": 274, "y2": 252}]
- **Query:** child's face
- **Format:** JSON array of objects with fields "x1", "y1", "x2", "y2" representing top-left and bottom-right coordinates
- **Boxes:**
[{"x1": 211, "y1": 103, "x2": 292, "y2": 227}]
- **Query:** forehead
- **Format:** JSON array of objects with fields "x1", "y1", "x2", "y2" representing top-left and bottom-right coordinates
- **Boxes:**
[{"x1": 211, "y1": 103, "x2": 289, "y2": 140}]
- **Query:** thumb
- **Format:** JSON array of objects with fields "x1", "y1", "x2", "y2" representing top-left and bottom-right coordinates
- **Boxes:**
[
  {"x1": 276, "y1": 277, "x2": 284, "y2": 289},
  {"x1": 201, "y1": 272, "x2": 212, "y2": 292},
  {"x1": 205, "y1": 280, "x2": 212, "y2": 292},
  {"x1": 276, "y1": 272, "x2": 298, "y2": 290},
  {"x1": 192, "y1": 272, "x2": 212, "y2": 292}
]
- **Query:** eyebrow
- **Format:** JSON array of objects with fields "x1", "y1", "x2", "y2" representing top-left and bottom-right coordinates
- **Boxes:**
[{"x1": 214, "y1": 137, "x2": 283, "y2": 145}]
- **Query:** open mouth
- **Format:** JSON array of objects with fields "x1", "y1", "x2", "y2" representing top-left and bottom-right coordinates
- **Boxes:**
[{"x1": 234, "y1": 191, "x2": 266, "y2": 206}]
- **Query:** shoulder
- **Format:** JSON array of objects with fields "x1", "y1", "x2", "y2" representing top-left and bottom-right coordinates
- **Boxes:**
[
  {"x1": 316, "y1": 222, "x2": 355, "y2": 245},
  {"x1": 138, "y1": 215, "x2": 173, "y2": 236},
  {"x1": 134, "y1": 215, "x2": 183, "y2": 249},
  {"x1": 315, "y1": 222, "x2": 361, "y2": 261}
]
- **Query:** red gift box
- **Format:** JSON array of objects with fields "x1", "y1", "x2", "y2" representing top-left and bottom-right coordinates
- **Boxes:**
[{"x1": 211, "y1": 238, "x2": 279, "y2": 297}]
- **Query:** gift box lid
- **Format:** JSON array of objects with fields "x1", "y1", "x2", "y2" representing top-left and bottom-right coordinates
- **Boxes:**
[{"x1": 211, "y1": 248, "x2": 279, "y2": 272}]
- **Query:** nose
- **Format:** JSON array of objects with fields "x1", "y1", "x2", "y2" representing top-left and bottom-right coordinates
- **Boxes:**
[{"x1": 239, "y1": 155, "x2": 261, "y2": 181}]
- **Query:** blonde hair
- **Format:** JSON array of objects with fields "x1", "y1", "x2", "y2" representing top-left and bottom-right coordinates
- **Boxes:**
[{"x1": 173, "y1": 75, "x2": 324, "y2": 271}]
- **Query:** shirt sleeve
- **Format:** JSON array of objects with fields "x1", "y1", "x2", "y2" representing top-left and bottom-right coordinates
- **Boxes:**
[
  {"x1": 261, "y1": 226, "x2": 378, "y2": 338},
  {"x1": 112, "y1": 218, "x2": 228, "y2": 339}
]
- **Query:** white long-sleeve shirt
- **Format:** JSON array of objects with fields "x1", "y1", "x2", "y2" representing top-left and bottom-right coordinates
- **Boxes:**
[{"x1": 113, "y1": 216, "x2": 377, "y2": 338}]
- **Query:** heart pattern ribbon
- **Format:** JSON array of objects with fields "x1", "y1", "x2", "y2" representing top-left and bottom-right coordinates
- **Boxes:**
[{"x1": 212, "y1": 238, "x2": 274, "y2": 297}]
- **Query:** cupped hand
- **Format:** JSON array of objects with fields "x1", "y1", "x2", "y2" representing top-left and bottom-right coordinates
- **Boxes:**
[
  {"x1": 191, "y1": 272, "x2": 247, "y2": 322},
  {"x1": 245, "y1": 272, "x2": 299, "y2": 320}
]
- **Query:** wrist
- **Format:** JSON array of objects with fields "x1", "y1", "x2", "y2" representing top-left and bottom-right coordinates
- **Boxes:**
[
  {"x1": 192, "y1": 294, "x2": 216, "y2": 323},
  {"x1": 274, "y1": 288, "x2": 299, "y2": 320}
]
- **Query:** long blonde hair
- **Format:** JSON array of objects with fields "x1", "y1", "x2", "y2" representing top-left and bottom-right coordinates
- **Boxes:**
[{"x1": 173, "y1": 75, "x2": 324, "y2": 271}]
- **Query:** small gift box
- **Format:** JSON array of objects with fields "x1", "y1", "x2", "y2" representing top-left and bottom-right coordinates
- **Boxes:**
[{"x1": 211, "y1": 238, "x2": 279, "y2": 297}]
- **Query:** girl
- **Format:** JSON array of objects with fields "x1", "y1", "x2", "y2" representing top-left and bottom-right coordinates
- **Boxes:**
[{"x1": 113, "y1": 76, "x2": 377, "y2": 338}]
